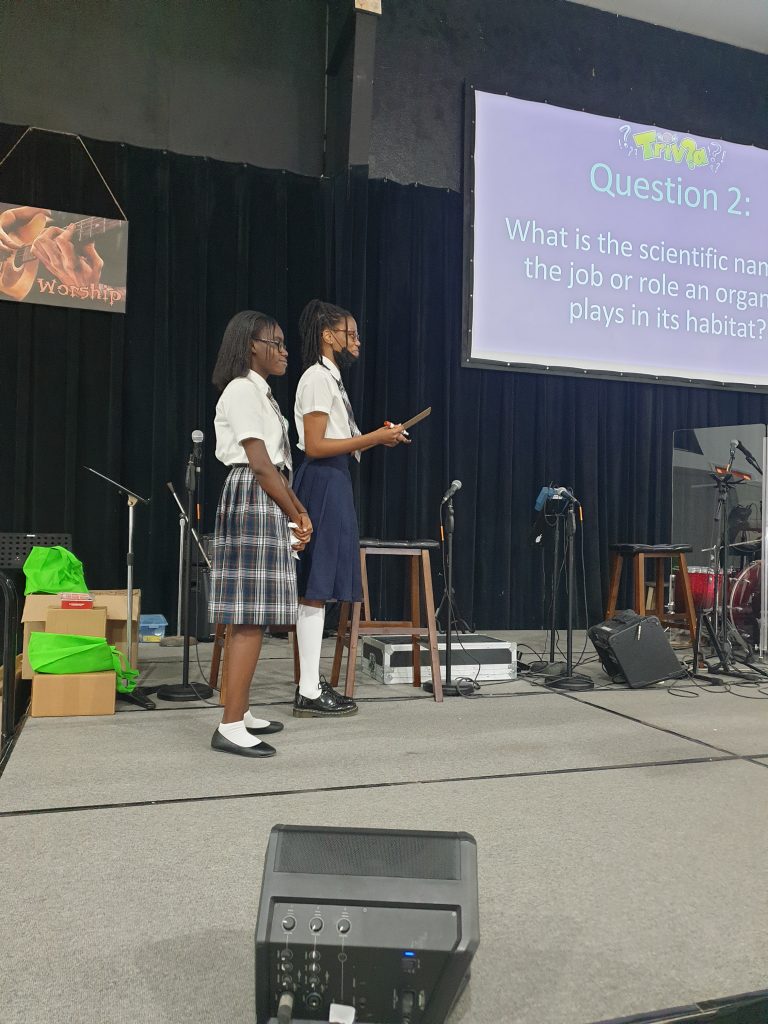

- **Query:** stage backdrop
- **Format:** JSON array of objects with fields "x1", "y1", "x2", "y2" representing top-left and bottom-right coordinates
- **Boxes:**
[{"x1": 4, "y1": 123, "x2": 768, "y2": 631}]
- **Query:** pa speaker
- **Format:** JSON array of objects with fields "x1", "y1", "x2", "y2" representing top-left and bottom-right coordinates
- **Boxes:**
[
  {"x1": 255, "y1": 825, "x2": 479, "y2": 1024},
  {"x1": 588, "y1": 610, "x2": 686, "y2": 688}
]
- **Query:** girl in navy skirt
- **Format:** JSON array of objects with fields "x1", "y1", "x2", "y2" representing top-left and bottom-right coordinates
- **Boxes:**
[
  {"x1": 292, "y1": 299, "x2": 408, "y2": 717},
  {"x1": 209, "y1": 311, "x2": 312, "y2": 757}
]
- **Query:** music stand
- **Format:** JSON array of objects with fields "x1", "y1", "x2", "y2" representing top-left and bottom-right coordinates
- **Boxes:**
[{"x1": 83, "y1": 466, "x2": 155, "y2": 710}]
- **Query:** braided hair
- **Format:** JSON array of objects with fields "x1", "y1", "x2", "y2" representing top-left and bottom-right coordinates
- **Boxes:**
[{"x1": 298, "y1": 299, "x2": 352, "y2": 369}]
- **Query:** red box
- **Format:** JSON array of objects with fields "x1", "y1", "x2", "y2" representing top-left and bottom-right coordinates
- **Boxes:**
[{"x1": 59, "y1": 592, "x2": 94, "y2": 609}]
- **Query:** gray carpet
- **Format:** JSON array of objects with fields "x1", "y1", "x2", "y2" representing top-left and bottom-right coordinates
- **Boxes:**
[
  {"x1": 572, "y1": 686, "x2": 768, "y2": 756},
  {"x1": 3, "y1": 629, "x2": 767, "y2": 1024},
  {"x1": 0, "y1": 689, "x2": 722, "y2": 813},
  {"x1": 2, "y1": 761, "x2": 768, "y2": 1024},
  {"x1": 129, "y1": 633, "x2": 538, "y2": 711}
]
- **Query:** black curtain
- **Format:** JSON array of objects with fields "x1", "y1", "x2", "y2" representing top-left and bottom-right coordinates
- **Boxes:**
[
  {"x1": 0, "y1": 125, "x2": 327, "y2": 627},
  {"x1": 4, "y1": 123, "x2": 768, "y2": 630}
]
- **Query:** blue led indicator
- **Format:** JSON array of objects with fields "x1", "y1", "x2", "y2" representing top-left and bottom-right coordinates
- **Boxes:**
[{"x1": 403, "y1": 951, "x2": 416, "y2": 957}]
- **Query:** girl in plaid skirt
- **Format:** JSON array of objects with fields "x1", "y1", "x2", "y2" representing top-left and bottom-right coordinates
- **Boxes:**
[
  {"x1": 292, "y1": 299, "x2": 409, "y2": 718},
  {"x1": 209, "y1": 311, "x2": 312, "y2": 758}
]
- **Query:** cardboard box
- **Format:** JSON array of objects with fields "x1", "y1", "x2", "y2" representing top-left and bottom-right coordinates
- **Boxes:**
[
  {"x1": 31, "y1": 671, "x2": 116, "y2": 717},
  {"x1": 21, "y1": 590, "x2": 140, "y2": 679},
  {"x1": 45, "y1": 607, "x2": 107, "y2": 638}
]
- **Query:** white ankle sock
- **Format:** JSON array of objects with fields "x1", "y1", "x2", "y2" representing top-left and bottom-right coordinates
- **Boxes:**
[
  {"x1": 244, "y1": 710, "x2": 271, "y2": 729},
  {"x1": 296, "y1": 603, "x2": 325, "y2": 699},
  {"x1": 218, "y1": 720, "x2": 262, "y2": 748}
]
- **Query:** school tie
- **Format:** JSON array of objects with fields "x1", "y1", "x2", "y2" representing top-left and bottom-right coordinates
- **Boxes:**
[
  {"x1": 265, "y1": 388, "x2": 293, "y2": 484},
  {"x1": 335, "y1": 377, "x2": 362, "y2": 463}
]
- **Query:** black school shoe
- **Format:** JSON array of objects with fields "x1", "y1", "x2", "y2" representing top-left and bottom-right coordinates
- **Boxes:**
[
  {"x1": 211, "y1": 729, "x2": 277, "y2": 757},
  {"x1": 245, "y1": 720, "x2": 285, "y2": 736},
  {"x1": 293, "y1": 684, "x2": 358, "y2": 717}
]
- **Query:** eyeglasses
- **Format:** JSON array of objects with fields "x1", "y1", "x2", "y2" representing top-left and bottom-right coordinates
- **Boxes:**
[
  {"x1": 255, "y1": 337, "x2": 288, "y2": 354},
  {"x1": 333, "y1": 329, "x2": 362, "y2": 343}
]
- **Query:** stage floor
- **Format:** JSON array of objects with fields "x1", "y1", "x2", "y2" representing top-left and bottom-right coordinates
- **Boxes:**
[{"x1": 2, "y1": 630, "x2": 768, "y2": 1023}]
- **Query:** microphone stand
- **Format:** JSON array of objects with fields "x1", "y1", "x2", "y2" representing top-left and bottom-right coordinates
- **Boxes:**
[
  {"x1": 540, "y1": 507, "x2": 568, "y2": 679},
  {"x1": 83, "y1": 466, "x2": 155, "y2": 710},
  {"x1": 445, "y1": 495, "x2": 455, "y2": 691},
  {"x1": 426, "y1": 493, "x2": 467, "y2": 696},
  {"x1": 160, "y1": 482, "x2": 211, "y2": 647},
  {"x1": 545, "y1": 495, "x2": 592, "y2": 691},
  {"x1": 157, "y1": 446, "x2": 214, "y2": 702}
]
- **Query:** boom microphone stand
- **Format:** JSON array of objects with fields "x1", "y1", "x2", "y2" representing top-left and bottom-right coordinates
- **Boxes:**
[
  {"x1": 157, "y1": 432, "x2": 214, "y2": 701},
  {"x1": 160, "y1": 481, "x2": 212, "y2": 646},
  {"x1": 84, "y1": 465, "x2": 155, "y2": 710}
]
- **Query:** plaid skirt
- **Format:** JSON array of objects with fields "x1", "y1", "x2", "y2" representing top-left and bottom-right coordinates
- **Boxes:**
[{"x1": 208, "y1": 466, "x2": 298, "y2": 625}]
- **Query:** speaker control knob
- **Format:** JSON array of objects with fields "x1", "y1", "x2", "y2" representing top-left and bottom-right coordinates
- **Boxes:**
[
  {"x1": 309, "y1": 951, "x2": 321, "y2": 961},
  {"x1": 309, "y1": 917, "x2": 323, "y2": 933},
  {"x1": 281, "y1": 916, "x2": 296, "y2": 932},
  {"x1": 308, "y1": 963, "x2": 321, "y2": 975},
  {"x1": 337, "y1": 919, "x2": 351, "y2": 934}
]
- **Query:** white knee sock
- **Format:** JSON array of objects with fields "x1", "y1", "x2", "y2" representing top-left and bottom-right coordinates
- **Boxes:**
[
  {"x1": 218, "y1": 720, "x2": 262, "y2": 748},
  {"x1": 296, "y1": 603, "x2": 325, "y2": 699},
  {"x1": 244, "y1": 709, "x2": 271, "y2": 729}
]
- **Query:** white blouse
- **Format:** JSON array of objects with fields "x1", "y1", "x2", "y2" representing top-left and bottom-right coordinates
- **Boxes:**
[
  {"x1": 294, "y1": 356, "x2": 355, "y2": 452},
  {"x1": 214, "y1": 370, "x2": 289, "y2": 469}
]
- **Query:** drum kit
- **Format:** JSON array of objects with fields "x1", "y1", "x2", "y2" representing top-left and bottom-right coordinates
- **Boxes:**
[
  {"x1": 681, "y1": 437, "x2": 766, "y2": 674},
  {"x1": 675, "y1": 543, "x2": 761, "y2": 649}
]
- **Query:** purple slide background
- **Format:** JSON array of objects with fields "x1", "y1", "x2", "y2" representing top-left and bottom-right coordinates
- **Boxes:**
[{"x1": 469, "y1": 91, "x2": 768, "y2": 386}]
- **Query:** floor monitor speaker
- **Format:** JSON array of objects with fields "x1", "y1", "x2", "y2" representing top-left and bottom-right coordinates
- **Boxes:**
[
  {"x1": 255, "y1": 825, "x2": 479, "y2": 1023},
  {"x1": 588, "y1": 610, "x2": 686, "y2": 688}
]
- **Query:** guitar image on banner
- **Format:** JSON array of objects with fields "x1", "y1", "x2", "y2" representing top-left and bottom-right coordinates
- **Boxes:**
[{"x1": 0, "y1": 203, "x2": 128, "y2": 312}]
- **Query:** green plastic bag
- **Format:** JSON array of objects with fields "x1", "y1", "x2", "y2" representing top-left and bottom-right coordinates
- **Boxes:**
[
  {"x1": 23, "y1": 546, "x2": 88, "y2": 596},
  {"x1": 28, "y1": 631, "x2": 138, "y2": 693}
]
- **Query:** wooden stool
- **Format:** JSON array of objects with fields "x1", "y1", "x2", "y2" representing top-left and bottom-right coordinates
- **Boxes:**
[
  {"x1": 605, "y1": 543, "x2": 697, "y2": 640},
  {"x1": 331, "y1": 539, "x2": 443, "y2": 702},
  {"x1": 210, "y1": 623, "x2": 299, "y2": 706}
]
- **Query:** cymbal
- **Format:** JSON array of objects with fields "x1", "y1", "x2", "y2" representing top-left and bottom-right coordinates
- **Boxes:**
[{"x1": 729, "y1": 540, "x2": 762, "y2": 553}]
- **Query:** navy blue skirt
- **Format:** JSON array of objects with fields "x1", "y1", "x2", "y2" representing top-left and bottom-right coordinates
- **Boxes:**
[{"x1": 293, "y1": 454, "x2": 363, "y2": 602}]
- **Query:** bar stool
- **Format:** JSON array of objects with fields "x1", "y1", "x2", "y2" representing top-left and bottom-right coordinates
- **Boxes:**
[
  {"x1": 331, "y1": 539, "x2": 443, "y2": 702},
  {"x1": 605, "y1": 543, "x2": 697, "y2": 640},
  {"x1": 210, "y1": 623, "x2": 299, "y2": 706}
]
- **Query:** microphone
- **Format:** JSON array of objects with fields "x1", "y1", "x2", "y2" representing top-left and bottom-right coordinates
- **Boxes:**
[
  {"x1": 441, "y1": 479, "x2": 462, "y2": 504},
  {"x1": 534, "y1": 486, "x2": 570, "y2": 510},
  {"x1": 191, "y1": 429, "x2": 204, "y2": 462},
  {"x1": 733, "y1": 438, "x2": 761, "y2": 471},
  {"x1": 553, "y1": 486, "x2": 578, "y2": 503}
]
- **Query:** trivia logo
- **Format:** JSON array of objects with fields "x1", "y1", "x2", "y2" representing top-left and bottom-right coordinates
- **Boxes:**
[{"x1": 619, "y1": 125, "x2": 726, "y2": 173}]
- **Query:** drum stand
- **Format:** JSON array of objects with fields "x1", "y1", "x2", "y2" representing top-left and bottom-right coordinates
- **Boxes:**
[{"x1": 695, "y1": 445, "x2": 767, "y2": 680}]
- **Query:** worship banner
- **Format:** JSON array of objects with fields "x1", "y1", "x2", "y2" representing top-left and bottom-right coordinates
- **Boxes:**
[{"x1": 0, "y1": 202, "x2": 128, "y2": 312}]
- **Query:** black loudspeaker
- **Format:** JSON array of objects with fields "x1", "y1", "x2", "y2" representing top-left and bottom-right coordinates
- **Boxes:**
[
  {"x1": 255, "y1": 825, "x2": 479, "y2": 1024},
  {"x1": 588, "y1": 610, "x2": 687, "y2": 688},
  {"x1": 190, "y1": 565, "x2": 213, "y2": 641},
  {"x1": 191, "y1": 534, "x2": 213, "y2": 640}
]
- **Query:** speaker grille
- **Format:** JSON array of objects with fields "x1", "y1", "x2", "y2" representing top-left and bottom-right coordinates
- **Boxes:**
[{"x1": 274, "y1": 829, "x2": 461, "y2": 880}]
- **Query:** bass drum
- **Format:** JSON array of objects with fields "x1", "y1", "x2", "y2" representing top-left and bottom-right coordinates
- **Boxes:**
[{"x1": 729, "y1": 560, "x2": 761, "y2": 647}]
